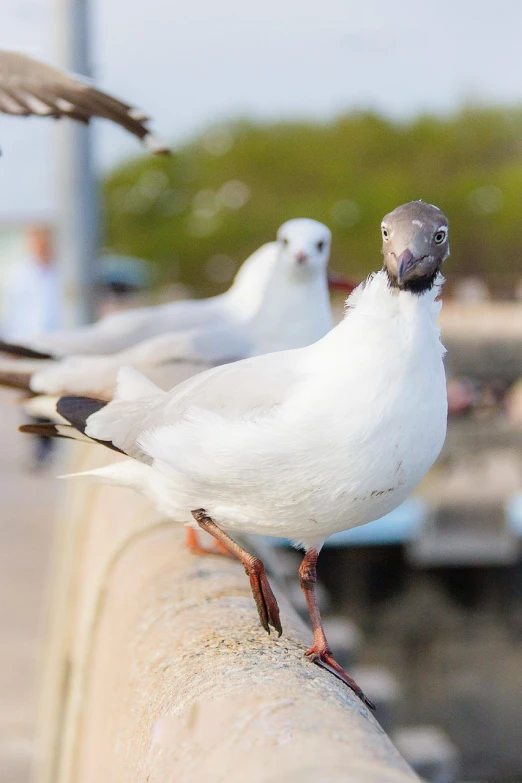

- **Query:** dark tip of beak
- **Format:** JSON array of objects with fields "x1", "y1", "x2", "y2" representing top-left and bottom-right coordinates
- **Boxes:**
[
  {"x1": 327, "y1": 271, "x2": 357, "y2": 293},
  {"x1": 295, "y1": 251, "x2": 308, "y2": 265},
  {"x1": 397, "y1": 249, "x2": 417, "y2": 286}
]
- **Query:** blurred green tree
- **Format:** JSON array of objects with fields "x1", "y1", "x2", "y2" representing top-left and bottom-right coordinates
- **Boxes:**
[{"x1": 102, "y1": 107, "x2": 522, "y2": 296}]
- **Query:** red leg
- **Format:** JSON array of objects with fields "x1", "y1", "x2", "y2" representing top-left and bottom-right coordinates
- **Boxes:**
[
  {"x1": 184, "y1": 526, "x2": 232, "y2": 557},
  {"x1": 191, "y1": 509, "x2": 282, "y2": 636},
  {"x1": 299, "y1": 548, "x2": 375, "y2": 710}
]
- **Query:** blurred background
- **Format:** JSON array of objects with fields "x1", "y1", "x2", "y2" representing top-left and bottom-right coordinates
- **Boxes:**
[{"x1": 2, "y1": 1, "x2": 522, "y2": 781}]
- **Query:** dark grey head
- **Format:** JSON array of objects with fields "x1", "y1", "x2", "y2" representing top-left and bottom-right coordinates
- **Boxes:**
[{"x1": 381, "y1": 201, "x2": 450, "y2": 294}]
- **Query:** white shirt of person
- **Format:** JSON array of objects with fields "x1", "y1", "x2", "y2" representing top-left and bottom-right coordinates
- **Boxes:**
[{"x1": 2, "y1": 258, "x2": 62, "y2": 341}]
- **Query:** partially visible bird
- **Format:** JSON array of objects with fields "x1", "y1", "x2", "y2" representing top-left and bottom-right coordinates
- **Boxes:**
[
  {"x1": 0, "y1": 239, "x2": 280, "y2": 360},
  {"x1": 22, "y1": 201, "x2": 450, "y2": 708},
  {"x1": 0, "y1": 219, "x2": 354, "y2": 398},
  {"x1": 0, "y1": 50, "x2": 169, "y2": 154}
]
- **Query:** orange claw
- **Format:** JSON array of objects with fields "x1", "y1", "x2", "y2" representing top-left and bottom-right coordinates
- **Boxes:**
[{"x1": 184, "y1": 527, "x2": 233, "y2": 558}]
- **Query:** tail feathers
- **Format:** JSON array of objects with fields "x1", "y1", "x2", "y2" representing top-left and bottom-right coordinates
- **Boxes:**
[
  {"x1": 0, "y1": 340, "x2": 54, "y2": 360},
  {"x1": 19, "y1": 420, "x2": 124, "y2": 454},
  {"x1": 60, "y1": 458, "x2": 151, "y2": 490}
]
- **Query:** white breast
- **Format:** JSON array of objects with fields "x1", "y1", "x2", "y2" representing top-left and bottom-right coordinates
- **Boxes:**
[
  {"x1": 147, "y1": 273, "x2": 448, "y2": 547},
  {"x1": 283, "y1": 275, "x2": 448, "y2": 541}
]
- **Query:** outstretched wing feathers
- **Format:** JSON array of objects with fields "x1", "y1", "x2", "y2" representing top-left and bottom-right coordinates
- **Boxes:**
[{"x1": 0, "y1": 51, "x2": 169, "y2": 153}]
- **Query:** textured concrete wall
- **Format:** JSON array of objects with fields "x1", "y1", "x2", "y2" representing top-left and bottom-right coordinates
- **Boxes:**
[{"x1": 34, "y1": 446, "x2": 417, "y2": 783}]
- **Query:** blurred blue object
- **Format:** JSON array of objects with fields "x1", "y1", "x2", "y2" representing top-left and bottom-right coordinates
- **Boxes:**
[
  {"x1": 265, "y1": 498, "x2": 427, "y2": 548},
  {"x1": 96, "y1": 254, "x2": 156, "y2": 291},
  {"x1": 505, "y1": 493, "x2": 522, "y2": 537}
]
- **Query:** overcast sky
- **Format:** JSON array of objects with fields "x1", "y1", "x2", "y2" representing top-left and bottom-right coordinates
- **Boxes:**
[{"x1": 1, "y1": 0, "x2": 522, "y2": 219}]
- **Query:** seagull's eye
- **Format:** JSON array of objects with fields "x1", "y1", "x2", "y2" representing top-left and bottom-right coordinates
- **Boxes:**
[
  {"x1": 282, "y1": 237, "x2": 289, "y2": 246},
  {"x1": 381, "y1": 227, "x2": 389, "y2": 241},
  {"x1": 434, "y1": 229, "x2": 447, "y2": 244},
  {"x1": 317, "y1": 240, "x2": 325, "y2": 252}
]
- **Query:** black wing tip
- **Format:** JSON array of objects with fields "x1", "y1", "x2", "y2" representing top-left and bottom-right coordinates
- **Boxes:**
[
  {"x1": 0, "y1": 340, "x2": 54, "y2": 360},
  {"x1": 19, "y1": 422, "x2": 60, "y2": 437},
  {"x1": 0, "y1": 370, "x2": 32, "y2": 391},
  {"x1": 57, "y1": 395, "x2": 108, "y2": 433},
  {"x1": 19, "y1": 418, "x2": 124, "y2": 455}
]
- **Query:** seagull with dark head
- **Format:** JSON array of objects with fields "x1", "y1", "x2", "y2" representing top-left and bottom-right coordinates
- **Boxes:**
[
  {"x1": 21, "y1": 201, "x2": 449, "y2": 710},
  {"x1": 381, "y1": 200, "x2": 450, "y2": 293}
]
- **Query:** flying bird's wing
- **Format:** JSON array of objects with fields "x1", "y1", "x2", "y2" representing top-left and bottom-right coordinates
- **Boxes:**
[{"x1": 0, "y1": 50, "x2": 170, "y2": 154}]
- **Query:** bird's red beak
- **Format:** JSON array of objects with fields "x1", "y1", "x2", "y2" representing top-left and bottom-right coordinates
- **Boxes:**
[{"x1": 327, "y1": 271, "x2": 357, "y2": 293}]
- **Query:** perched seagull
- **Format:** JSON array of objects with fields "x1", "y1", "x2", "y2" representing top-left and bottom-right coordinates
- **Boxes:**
[
  {"x1": 0, "y1": 238, "x2": 282, "y2": 360},
  {"x1": 0, "y1": 219, "x2": 354, "y2": 397},
  {"x1": 22, "y1": 201, "x2": 450, "y2": 708},
  {"x1": 0, "y1": 50, "x2": 170, "y2": 154}
]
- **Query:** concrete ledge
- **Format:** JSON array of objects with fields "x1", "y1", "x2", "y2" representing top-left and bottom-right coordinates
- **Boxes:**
[{"x1": 35, "y1": 447, "x2": 416, "y2": 783}]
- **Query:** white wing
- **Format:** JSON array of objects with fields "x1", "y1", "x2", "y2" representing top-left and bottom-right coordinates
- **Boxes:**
[
  {"x1": 30, "y1": 322, "x2": 253, "y2": 398},
  {"x1": 15, "y1": 295, "x2": 230, "y2": 358},
  {"x1": 85, "y1": 346, "x2": 308, "y2": 459}
]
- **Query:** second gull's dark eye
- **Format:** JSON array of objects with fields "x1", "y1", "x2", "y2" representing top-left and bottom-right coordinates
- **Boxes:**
[
  {"x1": 317, "y1": 240, "x2": 325, "y2": 251},
  {"x1": 434, "y1": 230, "x2": 446, "y2": 244}
]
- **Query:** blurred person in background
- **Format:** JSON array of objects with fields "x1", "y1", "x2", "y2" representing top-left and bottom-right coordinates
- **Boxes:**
[
  {"x1": 2, "y1": 225, "x2": 62, "y2": 467},
  {"x1": 2, "y1": 225, "x2": 61, "y2": 340}
]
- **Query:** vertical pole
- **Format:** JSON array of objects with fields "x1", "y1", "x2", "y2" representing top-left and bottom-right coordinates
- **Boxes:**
[{"x1": 55, "y1": 0, "x2": 97, "y2": 326}]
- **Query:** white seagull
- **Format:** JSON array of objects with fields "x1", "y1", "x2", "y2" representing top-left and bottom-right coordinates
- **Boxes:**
[
  {"x1": 0, "y1": 219, "x2": 352, "y2": 365},
  {"x1": 0, "y1": 220, "x2": 353, "y2": 398},
  {"x1": 22, "y1": 201, "x2": 450, "y2": 708},
  {"x1": 0, "y1": 50, "x2": 170, "y2": 154}
]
